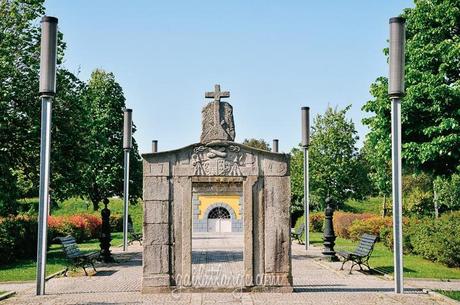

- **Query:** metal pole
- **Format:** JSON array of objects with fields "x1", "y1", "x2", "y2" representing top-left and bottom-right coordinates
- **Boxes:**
[
  {"x1": 391, "y1": 97, "x2": 403, "y2": 293},
  {"x1": 36, "y1": 97, "x2": 52, "y2": 295},
  {"x1": 123, "y1": 149, "x2": 130, "y2": 251},
  {"x1": 303, "y1": 147, "x2": 310, "y2": 249},
  {"x1": 122, "y1": 109, "x2": 132, "y2": 251},
  {"x1": 272, "y1": 139, "x2": 279, "y2": 153},
  {"x1": 389, "y1": 17, "x2": 405, "y2": 294},
  {"x1": 36, "y1": 16, "x2": 58, "y2": 296},
  {"x1": 301, "y1": 106, "x2": 310, "y2": 250}
]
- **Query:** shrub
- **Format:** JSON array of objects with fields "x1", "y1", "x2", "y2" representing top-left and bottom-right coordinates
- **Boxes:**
[
  {"x1": 294, "y1": 213, "x2": 325, "y2": 234},
  {"x1": 348, "y1": 216, "x2": 392, "y2": 241},
  {"x1": 310, "y1": 212, "x2": 324, "y2": 232},
  {"x1": 410, "y1": 212, "x2": 460, "y2": 267},
  {"x1": 110, "y1": 214, "x2": 123, "y2": 232},
  {"x1": 0, "y1": 215, "x2": 38, "y2": 265},
  {"x1": 379, "y1": 218, "x2": 416, "y2": 253},
  {"x1": 333, "y1": 212, "x2": 374, "y2": 239},
  {"x1": 48, "y1": 213, "x2": 102, "y2": 242}
]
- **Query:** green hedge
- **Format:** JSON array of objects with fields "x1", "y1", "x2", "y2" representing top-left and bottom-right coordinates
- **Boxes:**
[
  {"x1": 409, "y1": 212, "x2": 460, "y2": 267},
  {"x1": 0, "y1": 215, "x2": 38, "y2": 265},
  {"x1": 293, "y1": 211, "x2": 460, "y2": 267},
  {"x1": 0, "y1": 213, "x2": 106, "y2": 265}
]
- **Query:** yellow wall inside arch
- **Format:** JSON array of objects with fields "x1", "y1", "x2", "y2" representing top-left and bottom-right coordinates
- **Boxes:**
[{"x1": 197, "y1": 195, "x2": 241, "y2": 220}]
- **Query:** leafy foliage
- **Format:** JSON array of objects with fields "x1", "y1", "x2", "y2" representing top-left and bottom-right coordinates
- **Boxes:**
[
  {"x1": 82, "y1": 69, "x2": 142, "y2": 210},
  {"x1": 434, "y1": 173, "x2": 460, "y2": 212},
  {"x1": 242, "y1": 138, "x2": 271, "y2": 151},
  {"x1": 309, "y1": 106, "x2": 361, "y2": 209},
  {"x1": 363, "y1": 0, "x2": 460, "y2": 180},
  {"x1": 0, "y1": 1, "x2": 142, "y2": 215},
  {"x1": 290, "y1": 106, "x2": 371, "y2": 212},
  {"x1": 410, "y1": 212, "x2": 460, "y2": 267}
]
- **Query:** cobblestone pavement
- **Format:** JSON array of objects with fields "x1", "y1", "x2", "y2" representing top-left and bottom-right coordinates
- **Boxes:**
[
  {"x1": 192, "y1": 233, "x2": 244, "y2": 287},
  {"x1": 0, "y1": 235, "x2": 455, "y2": 305}
]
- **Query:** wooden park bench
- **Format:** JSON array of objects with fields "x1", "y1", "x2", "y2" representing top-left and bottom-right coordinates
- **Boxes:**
[
  {"x1": 55, "y1": 236, "x2": 98, "y2": 276},
  {"x1": 128, "y1": 222, "x2": 143, "y2": 245},
  {"x1": 337, "y1": 233, "x2": 378, "y2": 274},
  {"x1": 291, "y1": 223, "x2": 305, "y2": 244}
]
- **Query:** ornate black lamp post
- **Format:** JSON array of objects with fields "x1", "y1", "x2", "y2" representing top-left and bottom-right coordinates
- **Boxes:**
[
  {"x1": 100, "y1": 198, "x2": 115, "y2": 262},
  {"x1": 322, "y1": 197, "x2": 338, "y2": 261}
]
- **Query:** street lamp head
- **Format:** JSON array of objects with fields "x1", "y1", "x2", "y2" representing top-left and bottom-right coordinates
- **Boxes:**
[
  {"x1": 301, "y1": 107, "x2": 310, "y2": 147},
  {"x1": 123, "y1": 109, "x2": 133, "y2": 150},
  {"x1": 389, "y1": 17, "x2": 406, "y2": 98},
  {"x1": 39, "y1": 16, "x2": 58, "y2": 96}
]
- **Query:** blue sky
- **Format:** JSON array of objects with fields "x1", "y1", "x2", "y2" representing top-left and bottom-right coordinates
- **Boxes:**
[{"x1": 44, "y1": 0, "x2": 413, "y2": 154}]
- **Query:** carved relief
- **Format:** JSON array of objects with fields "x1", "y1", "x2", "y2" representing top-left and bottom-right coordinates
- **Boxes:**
[
  {"x1": 191, "y1": 145, "x2": 254, "y2": 176},
  {"x1": 200, "y1": 101, "x2": 236, "y2": 143}
]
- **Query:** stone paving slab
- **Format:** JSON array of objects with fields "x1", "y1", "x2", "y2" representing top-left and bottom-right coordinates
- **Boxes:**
[{"x1": 0, "y1": 236, "x2": 455, "y2": 304}]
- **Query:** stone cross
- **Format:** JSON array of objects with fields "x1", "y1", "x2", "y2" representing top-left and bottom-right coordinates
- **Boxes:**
[
  {"x1": 200, "y1": 84, "x2": 235, "y2": 143},
  {"x1": 205, "y1": 84, "x2": 230, "y2": 102}
]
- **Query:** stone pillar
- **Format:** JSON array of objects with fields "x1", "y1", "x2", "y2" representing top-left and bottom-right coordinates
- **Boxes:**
[{"x1": 142, "y1": 174, "x2": 171, "y2": 292}]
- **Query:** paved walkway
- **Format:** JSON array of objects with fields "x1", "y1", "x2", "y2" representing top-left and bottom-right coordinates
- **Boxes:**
[{"x1": 0, "y1": 234, "x2": 457, "y2": 305}]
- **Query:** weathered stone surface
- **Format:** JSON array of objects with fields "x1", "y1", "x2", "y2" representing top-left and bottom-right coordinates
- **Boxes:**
[
  {"x1": 147, "y1": 162, "x2": 170, "y2": 177},
  {"x1": 142, "y1": 91, "x2": 292, "y2": 291},
  {"x1": 200, "y1": 101, "x2": 235, "y2": 144},
  {"x1": 143, "y1": 177, "x2": 169, "y2": 201},
  {"x1": 264, "y1": 176, "x2": 291, "y2": 274},
  {"x1": 144, "y1": 224, "x2": 169, "y2": 245},
  {"x1": 263, "y1": 157, "x2": 289, "y2": 176},
  {"x1": 200, "y1": 85, "x2": 235, "y2": 144},
  {"x1": 144, "y1": 201, "x2": 168, "y2": 224},
  {"x1": 143, "y1": 245, "x2": 169, "y2": 274},
  {"x1": 142, "y1": 274, "x2": 171, "y2": 288}
]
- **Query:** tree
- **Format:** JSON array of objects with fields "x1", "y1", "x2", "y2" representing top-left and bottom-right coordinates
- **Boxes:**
[
  {"x1": 0, "y1": 0, "x2": 91, "y2": 215},
  {"x1": 363, "y1": 0, "x2": 460, "y2": 177},
  {"x1": 309, "y1": 106, "x2": 360, "y2": 210},
  {"x1": 289, "y1": 147, "x2": 304, "y2": 213},
  {"x1": 82, "y1": 69, "x2": 142, "y2": 210},
  {"x1": 290, "y1": 106, "x2": 363, "y2": 211},
  {"x1": 242, "y1": 138, "x2": 271, "y2": 151}
]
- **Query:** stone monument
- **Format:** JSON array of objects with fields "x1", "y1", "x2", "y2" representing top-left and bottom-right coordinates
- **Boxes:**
[{"x1": 142, "y1": 84, "x2": 292, "y2": 292}]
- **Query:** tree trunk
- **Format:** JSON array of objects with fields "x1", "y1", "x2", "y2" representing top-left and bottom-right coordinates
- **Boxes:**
[
  {"x1": 433, "y1": 181, "x2": 439, "y2": 218},
  {"x1": 382, "y1": 194, "x2": 387, "y2": 217}
]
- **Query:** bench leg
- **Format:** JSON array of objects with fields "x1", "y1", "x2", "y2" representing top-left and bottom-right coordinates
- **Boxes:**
[
  {"x1": 63, "y1": 267, "x2": 69, "y2": 277},
  {"x1": 91, "y1": 261, "x2": 97, "y2": 272},
  {"x1": 82, "y1": 266, "x2": 88, "y2": 276},
  {"x1": 340, "y1": 259, "x2": 347, "y2": 271},
  {"x1": 349, "y1": 262, "x2": 358, "y2": 274}
]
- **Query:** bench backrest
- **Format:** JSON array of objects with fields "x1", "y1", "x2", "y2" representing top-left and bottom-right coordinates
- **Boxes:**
[
  {"x1": 128, "y1": 222, "x2": 135, "y2": 233},
  {"x1": 353, "y1": 233, "x2": 378, "y2": 257},
  {"x1": 56, "y1": 236, "x2": 83, "y2": 259},
  {"x1": 295, "y1": 223, "x2": 305, "y2": 235}
]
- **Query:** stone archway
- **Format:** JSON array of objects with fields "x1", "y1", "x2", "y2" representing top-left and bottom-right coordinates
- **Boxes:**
[{"x1": 141, "y1": 85, "x2": 292, "y2": 292}]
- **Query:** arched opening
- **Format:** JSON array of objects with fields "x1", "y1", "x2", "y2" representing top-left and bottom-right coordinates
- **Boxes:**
[{"x1": 207, "y1": 206, "x2": 232, "y2": 232}]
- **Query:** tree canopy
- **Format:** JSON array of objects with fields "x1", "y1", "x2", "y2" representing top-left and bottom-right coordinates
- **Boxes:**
[
  {"x1": 290, "y1": 106, "x2": 369, "y2": 212},
  {"x1": 0, "y1": 1, "x2": 142, "y2": 215},
  {"x1": 363, "y1": 0, "x2": 460, "y2": 177}
]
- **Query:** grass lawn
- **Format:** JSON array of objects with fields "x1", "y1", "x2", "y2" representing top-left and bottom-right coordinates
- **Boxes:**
[
  {"x1": 22, "y1": 197, "x2": 143, "y2": 232},
  {"x1": 309, "y1": 232, "x2": 460, "y2": 280},
  {"x1": 0, "y1": 232, "x2": 123, "y2": 282},
  {"x1": 436, "y1": 290, "x2": 460, "y2": 301},
  {"x1": 343, "y1": 197, "x2": 384, "y2": 215}
]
